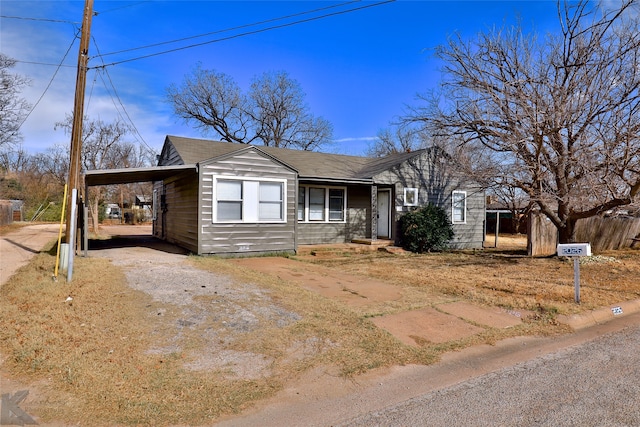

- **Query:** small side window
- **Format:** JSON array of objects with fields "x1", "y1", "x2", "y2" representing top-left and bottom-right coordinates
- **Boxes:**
[
  {"x1": 452, "y1": 191, "x2": 467, "y2": 223},
  {"x1": 404, "y1": 188, "x2": 418, "y2": 206}
]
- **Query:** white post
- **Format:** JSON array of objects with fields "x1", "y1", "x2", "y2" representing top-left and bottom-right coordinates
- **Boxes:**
[
  {"x1": 67, "y1": 189, "x2": 77, "y2": 282},
  {"x1": 494, "y1": 211, "x2": 500, "y2": 248},
  {"x1": 573, "y1": 257, "x2": 580, "y2": 304},
  {"x1": 557, "y1": 243, "x2": 591, "y2": 305}
]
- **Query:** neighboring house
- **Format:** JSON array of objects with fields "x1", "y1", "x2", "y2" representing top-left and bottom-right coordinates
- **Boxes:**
[
  {"x1": 485, "y1": 196, "x2": 530, "y2": 235},
  {"x1": 147, "y1": 135, "x2": 484, "y2": 255},
  {"x1": 105, "y1": 203, "x2": 121, "y2": 219}
]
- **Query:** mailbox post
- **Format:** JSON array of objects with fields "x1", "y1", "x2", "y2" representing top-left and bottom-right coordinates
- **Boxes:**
[{"x1": 557, "y1": 243, "x2": 592, "y2": 303}]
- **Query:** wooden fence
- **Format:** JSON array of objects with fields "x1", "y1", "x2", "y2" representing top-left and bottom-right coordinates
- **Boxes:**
[
  {"x1": 0, "y1": 200, "x2": 12, "y2": 226},
  {"x1": 528, "y1": 212, "x2": 640, "y2": 256}
]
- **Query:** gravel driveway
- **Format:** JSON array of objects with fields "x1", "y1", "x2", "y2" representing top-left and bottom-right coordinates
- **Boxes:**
[{"x1": 89, "y1": 226, "x2": 300, "y2": 379}]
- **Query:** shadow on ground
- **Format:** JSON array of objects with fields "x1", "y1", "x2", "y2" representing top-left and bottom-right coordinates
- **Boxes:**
[{"x1": 89, "y1": 234, "x2": 188, "y2": 255}]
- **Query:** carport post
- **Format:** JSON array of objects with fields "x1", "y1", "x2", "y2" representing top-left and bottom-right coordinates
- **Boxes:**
[
  {"x1": 84, "y1": 180, "x2": 89, "y2": 257},
  {"x1": 83, "y1": 204, "x2": 88, "y2": 257},
  {"x1": 494, "y1": 211, "x2": 500, "y2": 248}
]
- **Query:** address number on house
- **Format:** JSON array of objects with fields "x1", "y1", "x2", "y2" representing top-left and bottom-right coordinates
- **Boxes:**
[{"x1": 557, "y1": 243, "x2": 592, "y2": 257}]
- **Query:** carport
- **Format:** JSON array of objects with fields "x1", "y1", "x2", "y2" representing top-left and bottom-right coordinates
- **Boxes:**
[{"x1": 81, "y1": 164, "x2": 197, "y2": 254}]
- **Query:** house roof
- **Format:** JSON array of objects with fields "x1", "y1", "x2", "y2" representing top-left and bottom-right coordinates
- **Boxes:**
[{"x1": 164, "y1": 135, "x2": 427, "y2": 183}]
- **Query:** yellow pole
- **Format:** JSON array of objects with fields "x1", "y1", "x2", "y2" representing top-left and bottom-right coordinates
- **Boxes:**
[{"x1": 54, "y1": 184, "x2": 68, "y2": 279}]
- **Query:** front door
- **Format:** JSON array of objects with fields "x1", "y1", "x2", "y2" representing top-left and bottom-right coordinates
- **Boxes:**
[{"x1": 377, "y1": 189, "x2": 391, "y2": 238}]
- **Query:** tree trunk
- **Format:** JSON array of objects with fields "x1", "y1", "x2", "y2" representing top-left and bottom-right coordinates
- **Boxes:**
[
  {"x1": 557, "y1": 218, "x2": 577, "y2": 244},
  {"x1": 89, "y1": 196, "x2": 99, "y2": 234}
]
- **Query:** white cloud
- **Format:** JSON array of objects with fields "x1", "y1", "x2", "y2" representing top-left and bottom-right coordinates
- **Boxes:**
[{"x1": 333, "y1": 136, "x2": 379, "y2": 143}]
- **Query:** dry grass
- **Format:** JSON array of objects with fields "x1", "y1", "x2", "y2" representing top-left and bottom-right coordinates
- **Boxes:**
[
  {"x1": 1, "y1": 243, "x2": 434, "y2": 426},
  {"x1": 2, "y1": 234, "x2": 640, "y2": 426},
  {"x1": 300, "y1": 238, "x2": 640, "y2": 318}
]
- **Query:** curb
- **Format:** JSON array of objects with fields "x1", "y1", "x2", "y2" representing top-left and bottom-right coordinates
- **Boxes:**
[{"x1": 557, "y1": 298, "x2": 640, "y2": 329}]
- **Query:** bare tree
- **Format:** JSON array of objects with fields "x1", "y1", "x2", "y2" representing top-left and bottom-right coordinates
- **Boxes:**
[
  {"x1": 0, "y1": 54, "x2": 31, "y2": 150},
  {"x1": 411, "y1": 0, "x2": 640, "y2": 243},
  {"x1": 167, "y1": 66, "x2": 250, "y2": 144},
  {"x1": 55, "y1": 116, "x2": 147, "y2": 231},
  {"x1": 249, "y1": 71, "x2": 332, "y2": 150},
  {"x1": 368, "y1": 124, "x2": 426, "y2": 157},
  {"x1": 167, "y1": 67, "x2": 333, "y2": 151},
  {"x1": 0, "y1": 148, "x2": 66, "y2": 220}
]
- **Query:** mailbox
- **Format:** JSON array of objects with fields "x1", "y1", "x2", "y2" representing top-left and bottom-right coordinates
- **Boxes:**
[{"x1": 557, "y1": 243, "x2": 591, "y2": 257}]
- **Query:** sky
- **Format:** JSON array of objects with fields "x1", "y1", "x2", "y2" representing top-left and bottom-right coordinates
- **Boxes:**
[{"x1": 1, "y1": 0, "x2": 563, "y2": 158}]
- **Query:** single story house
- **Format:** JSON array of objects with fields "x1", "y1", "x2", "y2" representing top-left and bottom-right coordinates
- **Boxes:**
[{"x1": 143, "y1": 135, "x2": 485, "y2": 255}]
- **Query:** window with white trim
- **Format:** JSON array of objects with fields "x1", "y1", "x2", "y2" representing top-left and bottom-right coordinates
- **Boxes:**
[
  {"x1": 152, "y1": 189, "x2": 158, "y2": 220},
  {"x1": 214, "y1": 178, "x2": 286, "y2": 223},
  {"x1": 259, "y1": 182, "x2": 284, "y2": 220},
  {"x1": 452, "y1": 190, "x2": 467, "y2": 223},
  {"x1": 298, "y1": 186, "x2": 346, "y2": 222},
  {"x1": 308, "y1": 188, "x2": 325, "y2": 221},
  {"x1": 329, "y1": 189, "x2": 345, "y2": 221},
  {"x1": 404, "y1": 188, "x2": 418, "y2": 206},
  {"x1": 297, "y1": 187, "x2": 305, "y2": 221}
]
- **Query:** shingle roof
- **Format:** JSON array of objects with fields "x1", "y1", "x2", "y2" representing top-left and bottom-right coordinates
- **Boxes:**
[{"x1": 165, "y1": 135, "x2": 426, "y2": 182}]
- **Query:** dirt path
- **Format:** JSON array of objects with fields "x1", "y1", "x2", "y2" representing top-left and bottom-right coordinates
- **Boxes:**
[
  {"x1": 231, "y1": 256, "x2": 526, "y2": 345},
  {"x1": 0, "y1": 223, "x2": 60, "y2": 285}
]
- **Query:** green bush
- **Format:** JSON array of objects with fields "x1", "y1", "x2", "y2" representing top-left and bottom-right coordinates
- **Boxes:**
[{"x1": 399, "y1": 204, "x2": 454, "y2": 253}]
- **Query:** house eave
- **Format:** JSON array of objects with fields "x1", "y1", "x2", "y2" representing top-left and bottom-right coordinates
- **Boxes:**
[{"x1": 298, "y1": 176, "x2": 373, "y2": 185}]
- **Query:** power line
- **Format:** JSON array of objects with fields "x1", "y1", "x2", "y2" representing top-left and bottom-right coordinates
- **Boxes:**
[
  {"x1": 15, "y1": 30, "x2": 79, "y2": 134},
  {"x1": 93, "y1": 1, "x2": 151, "y2": 16},
  {"x1": 91, "y1": 38, "x2": 155, "y2": 154},
  {"x1": 14, "y1": 60, "x2": 76, "y2": 68},
  {"x1": 0, "y1": 14, "x2": 79, "y2": 25},
  {"x1": 96, "y1": 0, "x2": 360, "y2": 58},
  {"x1": 92, "y1": 0, "x2": 396, "y2": 69}
]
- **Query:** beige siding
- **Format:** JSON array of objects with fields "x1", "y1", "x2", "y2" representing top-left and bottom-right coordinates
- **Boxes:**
[
  {"x1": 164, "y1": 172, "x2": 199, "y2": 252},
  {"x1": 373, "y1": 151, "x2": 485, "y2": 249},
  {"x1": 199, "y1": 149, "x2": 297, "y2": 255},
  {"x1": 296, "y1": 184, "x2": 371, "y2": 244}
]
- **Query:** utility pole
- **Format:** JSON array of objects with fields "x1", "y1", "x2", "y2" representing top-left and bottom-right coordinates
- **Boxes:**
[{"x1": 66, "y1": 0, "x2": 94, "y2": 242}]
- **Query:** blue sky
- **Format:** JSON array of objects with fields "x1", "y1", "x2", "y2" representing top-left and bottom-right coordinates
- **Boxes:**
[{"x1": 1, "y1": 0, "x2": 562, "y2": 157}]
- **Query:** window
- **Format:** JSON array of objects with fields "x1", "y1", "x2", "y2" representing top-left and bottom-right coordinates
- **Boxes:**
[
  {"x1": 309, "y1": 188, "x2": 325, "y2": 221},
  {"x1": 329, "y1": 189, "x2": 344, "y2": 221},
  {"x1": 214, "y1": 178, "x2": 286, "y2": 223},
  {"x1": 217, "y1": 180, "x2": 243, "y2": 220},
  {"x1": 452, "y1": 191, "x2": 467, "y2": 223},
  {"x1": 259, "y1": 182, "x2": 283, "y2": 220},
  {"x1": 152, "y1": 189, "x2": 158, "y2": 220},
  {"x1": 298, "y1": 186, "x2": 346, "y2": 222},
  {"x1": 297, "y1": 187, "x2": 305, "y2": 221},
  {"x1": 404, "y1": 188, "x2": 418, "y2": 206}
]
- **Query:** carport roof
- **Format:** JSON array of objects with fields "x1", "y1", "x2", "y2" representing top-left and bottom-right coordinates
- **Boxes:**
[{"x1": 84, "y1": 164, "x2": 196, "y2": 186}]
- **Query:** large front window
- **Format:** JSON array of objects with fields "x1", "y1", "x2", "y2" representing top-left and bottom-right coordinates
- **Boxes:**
[
  {"x1": 298, "y1": 186, "x2": 346, "y2": 222},
  {"x1": 215, "y1": 178, "x2": 286, "y2": 223}
]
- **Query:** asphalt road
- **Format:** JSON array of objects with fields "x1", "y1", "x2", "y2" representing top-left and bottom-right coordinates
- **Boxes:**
[{"x1": 339, "y1": 321, "x2": 640, "y2": 426}]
